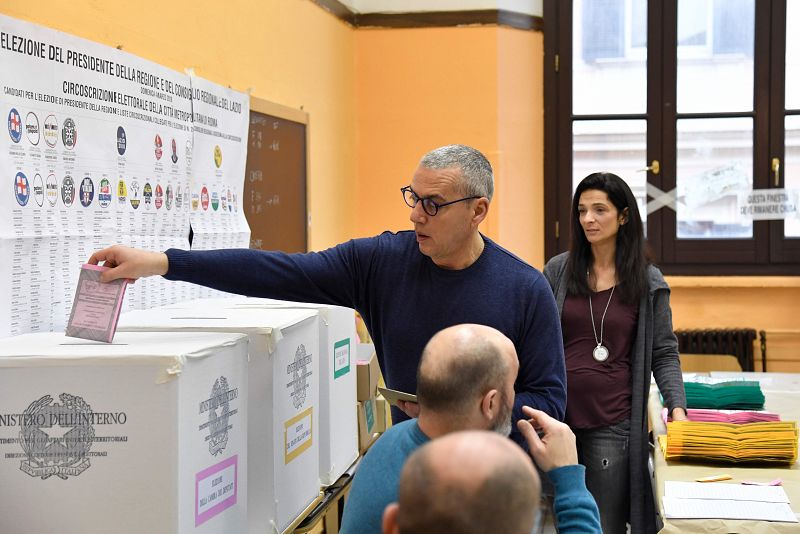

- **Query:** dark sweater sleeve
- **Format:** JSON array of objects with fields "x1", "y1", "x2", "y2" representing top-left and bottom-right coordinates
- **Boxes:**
[
  {"x1": 512, "y1": 275, "x2": 567, "y2": 424},
  {"x1": 650, "y1": 284, "x2": 687, "y2": 413},
  {"x1": 163, "y1": 240, "x2": 368, "y2": 311},
  {"x1": 549, "y1": 464, "x2": 602, "y2": 533}
]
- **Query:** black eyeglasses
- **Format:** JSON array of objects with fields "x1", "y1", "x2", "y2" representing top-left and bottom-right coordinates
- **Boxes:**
[{"x1": 400, "y1": 186, "x2": 480, "y2": 216}]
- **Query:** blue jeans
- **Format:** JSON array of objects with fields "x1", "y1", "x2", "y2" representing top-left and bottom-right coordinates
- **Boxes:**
[{"x1": 573, "y1": 419, "x2": 631, "y2": 534}]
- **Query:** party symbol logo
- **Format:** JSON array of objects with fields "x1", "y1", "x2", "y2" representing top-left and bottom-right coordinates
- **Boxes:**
[
  {"x1": 46, "y1": 174, "x2": 58, "y2": 206},
  {"x1": 61, "y1": 175, "x2": 75, "y2": 207},
  {"x1": 62, "y1": 118, "x2": 77, "y2": 149},
  {"x1": 33, "y1": 173, "x2": 44, "y2": 207},
  {"x1": 25, "y1": 112, "x2": 40, "y2": 145},
  {"x1": 98, "y1": 178, "x2": 112, "y2": 208},
  {"x1": 129, "y1": 180, "x2": 140, "y2": 210},
  {"x1": 117, "y1": 179, "x2": 128, "y2": 205},
  {"x1": 80, "y1": 177, "x2": 94, "y2": 207},
  {"x1": 14, "y1": 171, "x2": 29, "y2": 206},
  {"x1": 143, "y1": 182, "x2": 153, "y2": 208},
  {"x1": 117, "y1": 126, "x2": 127, "y2": 155},
  {"x1": 201, "y1": 186, "x2": 209, "y2": 210},
  {"x1": 154, "y1": 134, "x2": 162, "y2": 160},
  {"x1": 154, "y1": 183, "x2": 163, "y2": 209},
  {"x1": 8, "y1": 108, "x2": 22, "y2": 143},
  {"x1": 213, "y1": 145, "x2": 222, "y2": 168},
  {"x1": 43, "y1": 114, "x2": 58, "y2": 147}
]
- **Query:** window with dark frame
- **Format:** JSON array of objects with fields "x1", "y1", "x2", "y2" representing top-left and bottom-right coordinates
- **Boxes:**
[{"x1": 544, "y1": 0, "x2": 800, "y2": 275}]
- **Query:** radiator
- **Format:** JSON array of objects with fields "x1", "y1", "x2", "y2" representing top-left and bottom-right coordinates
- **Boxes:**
[{"x1": 674, "y1": 328, "x2": 758, "y2": 372}]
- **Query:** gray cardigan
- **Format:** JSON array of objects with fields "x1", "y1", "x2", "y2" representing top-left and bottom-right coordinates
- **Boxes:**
[{"x1": 543, "y1": 252, "x2": 686, "y2": 534}]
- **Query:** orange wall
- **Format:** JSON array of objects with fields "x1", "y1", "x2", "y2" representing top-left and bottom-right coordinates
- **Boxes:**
[
  {"x1": 354, "y1": 26, "x2": 500, "y2": 236},
  {"x1": 498, "y1": 29, "x2": 545, "y2": 266},
  {"x1": 354, "y1": 25, "x2": 544, "y2": 264},
  {"x1": 1, "y1": 0, "x2": 358, "y2": 252}
]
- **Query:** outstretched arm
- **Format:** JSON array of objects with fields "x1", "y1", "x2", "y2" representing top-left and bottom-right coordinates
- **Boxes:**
[{"x1": 88, "y1": 245, "x2": 168, "y2": 282}]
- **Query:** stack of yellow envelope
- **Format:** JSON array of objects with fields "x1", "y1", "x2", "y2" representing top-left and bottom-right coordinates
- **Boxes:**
[{"x1": 664, "y1": 420, "x2": 798, "y2": 464}]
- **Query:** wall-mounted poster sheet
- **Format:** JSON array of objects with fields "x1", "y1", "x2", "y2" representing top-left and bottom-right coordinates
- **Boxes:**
[
  {"x1": 0, "y1": 14, "x2": 194, "y2": 336},
  {"x1": 188, "y1": 76, "x2": 250, "y2": 249},
  {"x1": 188, "y1": 76, "x2": 250, "y2": 299}
]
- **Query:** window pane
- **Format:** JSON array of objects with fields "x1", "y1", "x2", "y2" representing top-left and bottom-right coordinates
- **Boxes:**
[
  {"x1": 677, "y1": 0, "x2": 754, "y2": 113},
  {"x1": 783, "y1": 116, "x2": 800, "y2": 238},
  {"x1": 676, "y1": 118, "x2": 753, "y2": 238},
  {"x1": 572, "y1": 120, "x2": 648, "y2": 229},
  {"x1": 573, "y1": 0, "x2": 647, "y2": 115},
  {"x1": 678, "y1": 0, "x2": 709, "y2": 47},
  {"x1": 786, "y1": 1, "x2": 800, "y2": 110}
]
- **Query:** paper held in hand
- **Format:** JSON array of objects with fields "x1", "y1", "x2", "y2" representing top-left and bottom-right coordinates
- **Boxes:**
[
  {"x1": 65, "y1": 264, "x2": 129, "y2": 343},
  {"x1": 378, "y1": 386, "x2": 417, "y2": 406}
]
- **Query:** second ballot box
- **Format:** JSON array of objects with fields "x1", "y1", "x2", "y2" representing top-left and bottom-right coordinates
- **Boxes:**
[
  {"x1": 0, "y1": 331, "x2": 249, "y2": 534},
  {"x1": 117, "y1": 306, "x2": 320, "y2": 534},
  {"x1": 158, "y1": 297, "x2": 359, "y2": 487},
  {"x1": 227, "y1": 297, "x2": 359, "y2": 486}
]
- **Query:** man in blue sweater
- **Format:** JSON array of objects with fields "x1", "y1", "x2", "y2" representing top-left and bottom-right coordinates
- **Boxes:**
[
  {"x1": 340, "y1": 323, "x2": 519, "y2": 534},
  {"x1": 88, "y1": 144, "x2": 567, "y2": 434},
  {"x1": 383, "y1": 420, "x2": 602, "y2": 534}
]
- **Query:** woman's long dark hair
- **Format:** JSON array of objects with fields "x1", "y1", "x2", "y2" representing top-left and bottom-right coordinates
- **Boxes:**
[{"x1": 566, "y1": 172, "x2": 649, "y2": 303}]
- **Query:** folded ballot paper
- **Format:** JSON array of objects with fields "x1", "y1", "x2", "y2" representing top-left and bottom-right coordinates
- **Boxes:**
[{"x1": 65, "y1": 264, "x2": 128, "y2": 343}]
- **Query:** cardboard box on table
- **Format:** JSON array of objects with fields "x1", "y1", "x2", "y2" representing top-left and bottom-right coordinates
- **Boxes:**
[
  {"x1": 356, "y1": 350, "x2": 380, "y2": 402},
  {"x1": 117, "y1": 306, "x2": 320, "y2": 534},
  {"x1": 356, "y1": 398, "x2": 380, "y2": 453},
  {"x1": 159, "y1": 297, "x2": 359, "y2": 487},
  {"x1": 0, "y1": 331, "x2": 249, "y2": 534}
]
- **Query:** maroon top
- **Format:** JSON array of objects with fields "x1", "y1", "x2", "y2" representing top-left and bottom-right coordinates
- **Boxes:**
[{"x1": 562, "y1": 286, "x2": 638, "y2": 429}]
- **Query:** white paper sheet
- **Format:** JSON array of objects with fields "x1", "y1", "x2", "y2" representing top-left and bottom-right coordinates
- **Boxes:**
[
  {"x1": 663, "y1": 496, "x2": 798, "y2": 522},
  {"x1": 665, "y1": 481, "x2": 790, "y2": 503}
]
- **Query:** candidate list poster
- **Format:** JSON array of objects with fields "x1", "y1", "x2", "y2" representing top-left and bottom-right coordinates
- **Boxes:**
[
  {"x1": 0, "y1": 14, "x2": 193, "y2": 336},
  {"x1": 188, "y1": 76, "x2": 250, "y2": 299}
]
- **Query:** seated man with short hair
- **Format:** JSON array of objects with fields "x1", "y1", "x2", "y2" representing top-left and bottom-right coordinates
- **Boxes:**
[
  {"x1": 340, "y1": 323, "x2": 518, "y2": 534},
  {"x1": 383, "y1": 413, "x2": 602, "y2": 534}
]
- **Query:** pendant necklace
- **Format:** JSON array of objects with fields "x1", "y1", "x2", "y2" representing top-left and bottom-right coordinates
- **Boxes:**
[{"x1": 588, "y1": 271, "x2": 615, "y2": 362}]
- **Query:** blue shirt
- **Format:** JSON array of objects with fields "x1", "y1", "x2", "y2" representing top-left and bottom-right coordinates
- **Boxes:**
[
  {"x1": 165, "y1": 230, "x2": 567, "y2": 435},
  {"x1": 339, "y1": 420, "x2": 429, "y2": 534}
]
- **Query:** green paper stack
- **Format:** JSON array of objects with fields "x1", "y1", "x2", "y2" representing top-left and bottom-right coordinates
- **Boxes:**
[{"x1": 684, "y1": 380, "x2": 765, "y2": 410}]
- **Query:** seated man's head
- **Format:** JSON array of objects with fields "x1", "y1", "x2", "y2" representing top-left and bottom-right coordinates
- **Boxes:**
[
  {"x1": 415, "y1": 323, "x2": 518, "y2": 436},
  {"x1": 383, "y1": 430, "x2": 540, "y2": 534}
]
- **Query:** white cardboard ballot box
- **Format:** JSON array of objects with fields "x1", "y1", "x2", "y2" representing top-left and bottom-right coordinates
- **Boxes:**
[
  {"x1": 117, "y1": 306, "x2": 320, "y2": 534},
  {"x1": 0, "y1": 331, "x2": 249, "y2": 534},
  {"x1": 160, "y1": 297, "x2": 358, "y2": 486},
  {"x1": 226, "y1": 298, "x2": 358, "y2": 486}
]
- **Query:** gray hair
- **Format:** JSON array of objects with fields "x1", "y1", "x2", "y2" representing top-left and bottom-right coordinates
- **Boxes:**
[{"x1": 420, "y1": 144, "x2": 494, "y2": 201}]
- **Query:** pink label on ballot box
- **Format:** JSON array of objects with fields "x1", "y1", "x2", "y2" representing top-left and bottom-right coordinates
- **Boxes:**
[{"x1": 195, "y1": 455, "x2": 238, "y2": 526}]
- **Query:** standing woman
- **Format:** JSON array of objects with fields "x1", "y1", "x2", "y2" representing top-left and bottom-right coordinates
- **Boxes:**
[{"x1": 543, "y1": 172, "x2": 687, "y2": 534}]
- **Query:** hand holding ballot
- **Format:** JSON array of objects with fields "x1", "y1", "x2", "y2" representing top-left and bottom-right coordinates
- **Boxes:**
[{"x1": 88, "y1": 244, "x2": 169, "y2": 283}]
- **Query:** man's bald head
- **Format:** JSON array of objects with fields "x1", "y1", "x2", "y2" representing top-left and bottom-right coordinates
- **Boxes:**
[
  {"x1": 416, "y1": 324, "x2": 517, "y2": 424},
  {"x1": 392, "y1": 430, "x2": 540, "y2": 534}
]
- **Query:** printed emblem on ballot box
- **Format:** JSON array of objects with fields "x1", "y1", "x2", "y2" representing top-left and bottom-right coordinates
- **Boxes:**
[
  {"x1": 5, "y1": 393, "x2": 129, "y2": 480},
  {"x1": 199, "y1": 376, "x2": 239, "y2": 456},
  {"x1": 18, "y1": 394, "x2": 95, "y2": 479},
  {"x1": 287, "y1": 344, "x2": 313, "y2": 410}
]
